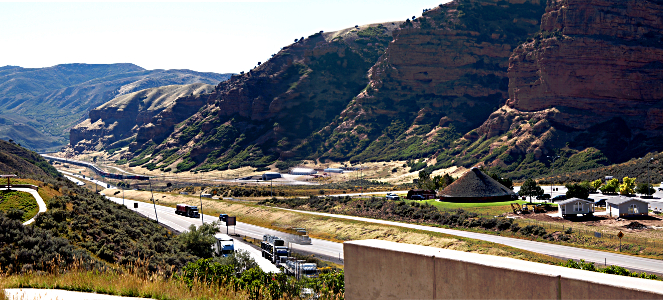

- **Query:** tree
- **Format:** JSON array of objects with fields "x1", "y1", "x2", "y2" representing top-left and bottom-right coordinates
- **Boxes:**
[
  {"x1": 489, "y1": 172, "x2": 513, "y2": 190},
  {"x1": 590, "y1": 179, "x2": 602, "y2": 192},
  {"x1": 619, "y1": 177, "x2": 636, "y2": 195},
  {"x1": 520, "y1": 178, "x2": 544, "y2": 203},
  {"x1": 416, "y1": 170, "x2": 435, "y2": 190},
  {"x1": 599, "y1": 178, "x2": 619, "y2": 194},
  {"x1": 178, "y1": 221, "x2": 219, "y2": 258},
  {"x1": 635, "y1": 183, "x2": 655, "y2": 196},
  {"x1": 565, "y1": 183, "x2": 589, "y2": 199}
]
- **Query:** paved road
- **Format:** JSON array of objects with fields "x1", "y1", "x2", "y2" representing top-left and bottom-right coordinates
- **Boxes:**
[
  {"x1": 9, "y1": 187, "x2": 47, "y2": 225},
  {"x1": 268, "y1": 206, "x2": 663, "y2": 275},
  {"x1": 105, "y1": 196, "x2": 344, "y2": 271},
  {"x1": 56, "y1": 165, "x2": 663, "y2": 274}
]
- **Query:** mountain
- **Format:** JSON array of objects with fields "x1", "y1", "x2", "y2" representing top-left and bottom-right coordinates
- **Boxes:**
[
  {"x1": 68, "y1": 0, "x2": 663, "y2": 180},
  {"x1": 69, "y1": 83, "x2": 216, "y2": 152},
  {"x1": 0, "y1": 63, "x2": 232, "y2": 152},
  {"x1": 462, "y1": 0, "x2": 663, "y2": 178},
  {"x1": 115, "y1": 23, "x2": 401, "y2": 171}
]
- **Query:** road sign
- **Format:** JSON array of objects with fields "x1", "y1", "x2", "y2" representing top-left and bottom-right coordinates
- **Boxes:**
[{"x1": 618, "y1": 231, "x2": 624, "y2": 239}]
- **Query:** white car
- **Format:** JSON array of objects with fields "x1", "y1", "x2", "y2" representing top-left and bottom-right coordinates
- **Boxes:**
[{"x1": 386, "y1": 193, "x2": 400, "y2": 200}]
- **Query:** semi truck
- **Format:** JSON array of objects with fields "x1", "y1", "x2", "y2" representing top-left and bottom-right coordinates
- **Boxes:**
[
  {"x1": 175, "y1": 204, "x2": 200, "y2": 218},
  {"x1": 261, "y1": 234, "x2": 289, "y2": 264},
  {"x1": 213, "y1": 234, "x2": 235, "y2": 257},
  {"x1": 284, "y1": 259, "x2": 318, "y2": 278}
]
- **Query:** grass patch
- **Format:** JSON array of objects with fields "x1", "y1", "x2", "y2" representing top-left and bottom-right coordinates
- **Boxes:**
[
  {"x1": 403, "y1": 199, "x2": 531, "y2": 216},
  {"x1": 0, "y1": 190, "x2": 38, "y2": 221},
  {"x1": 0, "y1": 268, "x2": 246, "y2": 300}
]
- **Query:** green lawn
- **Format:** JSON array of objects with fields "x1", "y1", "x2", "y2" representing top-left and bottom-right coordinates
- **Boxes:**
[
  {"x1": 0, "y1": 190, "x2": 38, "y2": 221},
  {"x1": 402, "y1": 199, "x2": 554, "y2": 217}
]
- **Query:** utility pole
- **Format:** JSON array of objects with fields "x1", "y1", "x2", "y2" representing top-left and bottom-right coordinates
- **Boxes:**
[
  {"x1": 149, "y1": 178, "x2": 158, "y2": 223},
  {"x1": 199, "y1": 189, "x2": 204, "y2": 224},
  {"x1": 548, "y1": 155, "x2": 560, "y2": 196},
  {"x1": 648, "y1": 157, "x2": 654, "y2": 197}
]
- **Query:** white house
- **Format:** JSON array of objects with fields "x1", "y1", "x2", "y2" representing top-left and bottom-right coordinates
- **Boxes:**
[
  {"x1": 557, "y1": 198, "x2": 594, "y2": 217},
  {"x1": 606, "y1": 198, "x2": 649, "y2": 218}
]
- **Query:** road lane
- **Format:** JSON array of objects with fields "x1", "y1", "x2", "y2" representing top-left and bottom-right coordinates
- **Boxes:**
[{"x1": 270, "y1": 206, "x2": 663, "y2": 275}]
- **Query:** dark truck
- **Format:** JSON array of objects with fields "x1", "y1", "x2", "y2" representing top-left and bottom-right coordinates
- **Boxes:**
[
  {"x1": 261, "y1": 234, "x2": 289, "y2": 264},
  {"x1": 175, "y1": 203, "x2": 200, "y2": 218}
]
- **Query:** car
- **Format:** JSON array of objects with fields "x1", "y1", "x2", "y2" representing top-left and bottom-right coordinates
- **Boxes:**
[
  {"x1": 594, "y1": 199, "x2": 607, "y2": 207},
  {"x1": 536, "y1": 194, "x2": 551, "y2": 200},
  {"x1": 410, "y1": 194, "x2": 425, "y2": 200},
  {"x1": 219, "y1": 214, "x2": 228, "y2": 222},
  {"x1": 386, "y1": 194, "x2": 400, "y2": 200},
  {"x1": 551, "y1": 195, "x2": 567, "y2": 202}
]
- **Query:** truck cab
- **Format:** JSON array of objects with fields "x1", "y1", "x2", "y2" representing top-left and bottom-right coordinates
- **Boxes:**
[
  {"x1": 213, "y1": 234, "x2": 235, "y2": 257},
  {"x1": 186, "y1": 206, "x2": 200, "y2": 218}
]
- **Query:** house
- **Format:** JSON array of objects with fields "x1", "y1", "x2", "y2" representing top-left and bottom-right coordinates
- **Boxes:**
[
  {"x1": 606, "y1": 198, "x2": 649, "y2": 218},
  {"x1": 437, "y1": 168, "x2": 515, "y2": 202},
  {"x1": 323, "y1": 168, "x2": 344, "y2": 173},
  {"x1": 557, "y1": 198, "x2": 594, "y2": 217}
]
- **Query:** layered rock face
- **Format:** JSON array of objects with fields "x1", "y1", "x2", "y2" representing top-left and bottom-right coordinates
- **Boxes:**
[
  {"x1": 69, "y1": 83, "x2": 214, "y2": 152},
  {"x1": 124, "y1": 24, "x2": 399, "y2": 171},
  {"x1": 311, "y1": 0, "x2": 546, "y2": 162},
  {"x1": 474, "y1": 0, "x2": 663, "y2": 169}
]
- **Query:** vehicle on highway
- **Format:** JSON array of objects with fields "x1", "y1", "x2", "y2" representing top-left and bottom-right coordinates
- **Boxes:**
[
  {"x1": 262, "y1": 234, "x2": 289, "y2": 264},
  {"x1": 213, "y1": 234, "x2": 235, "y2": 257},
  {"x1": 551, "y1": 195, "x2": 567, "y2": 202},
  {"x1": 175, "y1": 204, "x2": 200, "y2": 218},
  {"x1": 219, "y1": 213, "x2": 228, "y2": 222},
  {"x1": 536, "y1": 194, "x2": 551, "y2": 200},
  {"x1": 284, "y1": 259, "x2": 318, "y2": 278},
  {"x1": 386, "y1": 193, "x2": 400, "y2": 200}
]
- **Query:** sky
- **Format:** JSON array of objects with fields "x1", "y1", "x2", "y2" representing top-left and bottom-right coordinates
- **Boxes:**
[{"x1": 0, "y1": 1, "x2": 452, "y2": 74}]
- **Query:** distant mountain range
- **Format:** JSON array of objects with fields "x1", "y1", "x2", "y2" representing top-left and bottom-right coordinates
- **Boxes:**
[
  {"x1": 0, "y1": 63, "x2": 231, "y2": 152},
  {"x1": 68, "y1": 0, "x2": 663, "y2": 180}
]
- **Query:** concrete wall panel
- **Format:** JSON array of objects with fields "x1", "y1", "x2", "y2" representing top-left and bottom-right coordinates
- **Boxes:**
[{"x1": 345, "y1": 239, "x2": 663, "y2": 300}]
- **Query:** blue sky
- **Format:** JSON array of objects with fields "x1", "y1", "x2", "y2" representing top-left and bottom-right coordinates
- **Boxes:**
[{"x1": 0, "y1": 1, "x2": 451, "y2": 74}]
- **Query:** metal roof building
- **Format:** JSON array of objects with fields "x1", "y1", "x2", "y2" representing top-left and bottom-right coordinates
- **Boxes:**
[
  {"x1": 557, "y1": 198, "x2": 594, "y2": 217},
  {"x1": 290, "y1": 168, "x2": 316, "y2": 175},
  {"x1": 606, "y1": 198, "x2": 649, "y2": 218}
]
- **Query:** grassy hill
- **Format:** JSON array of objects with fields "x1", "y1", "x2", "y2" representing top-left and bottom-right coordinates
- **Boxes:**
[{"x1": 0, "y1": 64, "x2": 232, "y2": 152}]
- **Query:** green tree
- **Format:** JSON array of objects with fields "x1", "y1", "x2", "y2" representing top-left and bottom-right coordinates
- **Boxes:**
[
  {"x1": 178, "y1": 221, "x2": 219, "y2": 258},
  {"x1": 599, "y1": 178, "x2": 619, "y2": 194},
  {"x1": 590, "y1": 179, "x2": 602, "y2": 192},
  {"x1": 619, "y1": 177, "x2": 636, "y2": 195},
  {"x1": 432, "y1": 174, "x2": 455, "y2": 190},
  {"x1": 489, "y1": 172, "x2": 513, "y2": 190},
  {"x1": 635, "y1": 183, "x2": 655, "y2": 196},
  {"x1": 519, "y1": 178, "x2": 544, "y2": 203},
  {"x1": 565, "y1": 183, "x2": 589, "y2": 199},
  {"x1": 416, "y1": 170, "x2": 435, "y2": 190}
]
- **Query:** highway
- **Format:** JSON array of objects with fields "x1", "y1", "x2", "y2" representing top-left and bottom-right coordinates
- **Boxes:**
[
  {"x1": 54, "y1": 164, "x2": 663, "y2": 275},
  {"x1": 105, "y1": 196, "x2": 343, "y2": 272},
  {"x1": 270, "y1": 206, "x2": 663, "y2": 276}
]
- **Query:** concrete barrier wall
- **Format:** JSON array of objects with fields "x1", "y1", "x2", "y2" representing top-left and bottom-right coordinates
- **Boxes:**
[{"x1": 344, "y1": 240, "x2": 663, "y2": 300}]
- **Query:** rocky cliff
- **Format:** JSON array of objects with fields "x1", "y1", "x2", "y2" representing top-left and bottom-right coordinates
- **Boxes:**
[
  {"x1": 464, "y1": 0, "x2": 663, "y2": 177},
  {"x1": 121, "y1": 24, "x2": 400, "y2": 171},
  {"x1": 69, "y1": 83, "x2": 215, "y2": 152},
  {"x1": 304, "y1": 0, "x2": 546, "y2": 162}
]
